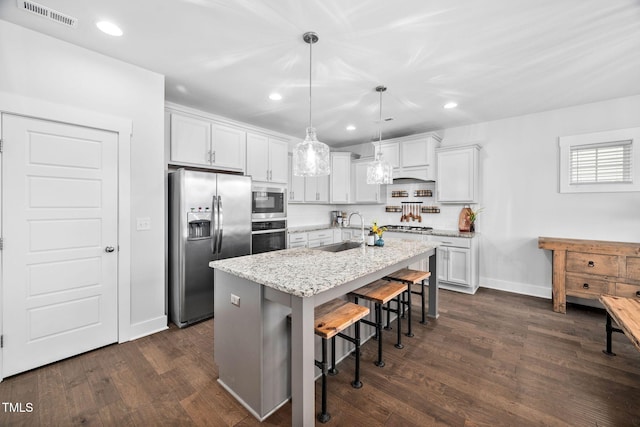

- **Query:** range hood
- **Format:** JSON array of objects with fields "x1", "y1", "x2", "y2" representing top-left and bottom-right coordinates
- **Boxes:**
[{"x1": 392, "y1": 176, "x2": 435, "y2": 184}]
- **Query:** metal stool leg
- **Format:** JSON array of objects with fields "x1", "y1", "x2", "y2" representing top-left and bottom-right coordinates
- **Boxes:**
[
  {"x1": 394, "y1": 294, "x2": 404, "y2": 349},
  {"x1": 420, "y1": 279, "x2": 427, "y2": 324},
  {"x1": 374, "y1": 303, "x2": 385, "y2": 367},
  {"x1": 384, "y1": 301, "x2": 392, "y2": 330},
  {"x1": 328, "y1": 337, "x2": 338, "y2": 375},
  {"x1": 603, "y1": 312, "x2": 617, "y2": 356},
  {"x1": 352, "y1": 321, "x2": 363, "y2": 388},
  {"x1": 316, "y1": 339, "x2": 331, "y2": 423},
  {"x1": 406, "y1": 286, "x2": 414, "y2": 337}
]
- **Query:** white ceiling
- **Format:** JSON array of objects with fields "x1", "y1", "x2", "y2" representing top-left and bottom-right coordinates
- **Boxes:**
[{"x1": 2, "y1": 0, "x2": 640, "y2": 147}]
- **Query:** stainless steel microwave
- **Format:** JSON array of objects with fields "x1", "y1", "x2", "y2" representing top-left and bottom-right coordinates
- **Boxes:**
[{"x1": 251, "y1": 186, "x2": 286, "y2": 219}]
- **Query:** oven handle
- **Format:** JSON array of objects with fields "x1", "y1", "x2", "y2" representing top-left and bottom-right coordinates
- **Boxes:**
[{"x1": 251, "y1": 228, "x2": 287, "y2": 235}]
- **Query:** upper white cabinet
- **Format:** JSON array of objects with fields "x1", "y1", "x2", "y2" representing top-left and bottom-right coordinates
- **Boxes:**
[
  {"x1": 247, "y1": 133, "x2": 288, "y2": 184},
  {"x1": 352, "y1": 159, "x2": 385, "y2": 204},
  {"x1": 436, "y1": 145, "x2": 480, "y2": 203},
  {"x1": 379, "y1": 133, "x2": 440, "y2": 181},
  {"x1": 330, "y1": 152, "x2": 352, "y2": 204},
  {"x1": 304, "y1": 174, "x2": 330, "y2": 203},
  {"x1": 287, "y1": 154, "x2": 305, "y2": 202},
  {"x1": 169, "y1": 112, "x2": 245, "y2": 172}
]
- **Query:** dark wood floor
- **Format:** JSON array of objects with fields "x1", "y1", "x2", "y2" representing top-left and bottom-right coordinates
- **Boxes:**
[{"x1": 2, "y1": 288, "x2": 640, "y2": 426}]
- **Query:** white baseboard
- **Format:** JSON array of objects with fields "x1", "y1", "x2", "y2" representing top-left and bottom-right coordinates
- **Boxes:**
[
  {"x1": 480, "y1": 277, "x2": 551, "y2": 299},
  {"x1": 126, "y1": 315, "x2": 168, "y2": 341}
]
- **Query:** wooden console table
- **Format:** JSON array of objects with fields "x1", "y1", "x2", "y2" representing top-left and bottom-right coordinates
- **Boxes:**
[{"x1": 538, "y1": 237, "x2": 640, "y2": 313}]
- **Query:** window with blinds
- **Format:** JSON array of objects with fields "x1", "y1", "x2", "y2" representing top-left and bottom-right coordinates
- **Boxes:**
[
  {"x1": 569, "y1": 141, "x2": 632, "y2": 184},
  {"x1": 559, "y1": 127, "x2": 640, "y2": 193}
]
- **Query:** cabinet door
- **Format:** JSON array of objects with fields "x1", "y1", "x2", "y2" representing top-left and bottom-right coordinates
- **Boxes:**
[
  {"x1": 379, "y1": 142, "x2": 400, "y2": 168},
  {"x1": 316, "y1": 175, "x2": 330, "y2": 203},
  {"x1": 170, "y1": 113, "x2": 211, "y2": 165},
  {"x1": 269, "y1": 139, "x2": 289, "y2": 184},
  {"x1": 436, "y1": 246, "x2": 448, "y2": 282},
  {"x1": 330, "y1": 153, "x2": 351, "y2": 203},
  {"x1": 288, "y1": 155, "x2": 305, "y2": 202},
  {"x1": 246, "y1": 133, "x2": 269, "y2": 181},
  {"x1": 437, "y1": 146, "x2": 478, "y2": 203},
  {"x1": 304, "y1": 176, "x2": 318, "y2": 202},
  {"x1": 353, "y1": 161, "x2": 380, "y2": 203},
  {"x1": 401, "y1": 138, "x2": 429, "y2": 167},
  {"x1": 211, "y1": 124, "x2": 245, "y2": 171},
  {"x1": 447, "y1": 247, "x2": 471, "y2": 286}
]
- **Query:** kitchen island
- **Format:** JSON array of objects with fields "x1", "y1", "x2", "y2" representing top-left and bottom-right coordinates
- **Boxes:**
[{"x1": 210, "y1": 238, "x2": 439, "y2": 426}]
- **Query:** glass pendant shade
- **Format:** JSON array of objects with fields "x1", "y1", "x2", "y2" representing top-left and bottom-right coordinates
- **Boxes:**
[
  {"x1": 293, "y1": 31, "x2": 330, "y2": 177},
  {"x1": 367, "y1": 149, "x2": 393, "y2": 184},
  {"x1": 293, "y1": 127, "x2": 330, "y2": 176}
]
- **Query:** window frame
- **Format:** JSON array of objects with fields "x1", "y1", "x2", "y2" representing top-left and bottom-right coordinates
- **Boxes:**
[{"x1": 559, "y1": 127, "x2": 640, "y2": 193}]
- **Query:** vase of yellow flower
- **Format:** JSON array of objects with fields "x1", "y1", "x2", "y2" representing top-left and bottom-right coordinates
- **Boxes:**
[{"x1": 371, "y1": 221, "x2": 387, "y2": 247}]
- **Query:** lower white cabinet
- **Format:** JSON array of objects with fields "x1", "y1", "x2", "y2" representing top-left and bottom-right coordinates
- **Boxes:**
[
  {"x1": 429, "y1": 235, "x2": 478, "y2": 294},
  {"x1": 306, "y1": 229, "x2": 335, "y2": 248},
  {"x1": 288, "y1": 228, "x2": 341, "y2": 249}
]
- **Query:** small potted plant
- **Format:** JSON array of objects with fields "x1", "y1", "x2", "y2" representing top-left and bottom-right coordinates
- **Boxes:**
[
  {"x1": 371, "y1": 221, "x2": 387, "y2": 246},
  {"x1": 468, "y1": 207, "x2": 483, "y2": 232}
]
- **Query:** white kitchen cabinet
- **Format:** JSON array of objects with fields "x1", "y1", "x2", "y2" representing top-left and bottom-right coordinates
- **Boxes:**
[
  {"x1": 169, "y1": 112, "x2": 245, "y2": 171},
  {"x1": 304, "y1": 174, "x2": 329, "y2": 203},
  {"x1": 378, "y1": 133, "x2": 441, "y2": 181},
  {"x1": 170, "y1": 113, "x2": 212, "y2": 165},
  {"x1": 306, "y1": 229, "x2": 335, "y2": 248},
  {"x1": 351, "y1": 159, "x2": 385, "y2": 204},
  {"x1": 429, "y1": 235, "x2": 478, "y2": 294},
  {"x1": 288, "y1": 154, "x2": 305, "y2": 203},
  {"x1": 330, "y1": 152, "x2": 352, "y2": 203},
  {"x1": 436, "y1": 145, "x2": 480, "y2": 203},
  {"x1": 288, "y1": 232, "x2": 308, "y2": 248},
  {"x1": 247, "y1": 133, "x2": 288, "y2": 184},
  {"x1": 211, "y1": 124, "x2": 246, "y2": 171}
]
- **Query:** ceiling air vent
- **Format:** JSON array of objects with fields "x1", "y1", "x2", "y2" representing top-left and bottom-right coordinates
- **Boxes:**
[{"x1": 17, "y1": 0, "x2": 78, "y2": 28}]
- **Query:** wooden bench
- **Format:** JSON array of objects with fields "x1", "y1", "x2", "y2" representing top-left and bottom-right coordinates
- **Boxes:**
[{"x1": 600, "y1": 295, "x2": 640, "y2": 355}]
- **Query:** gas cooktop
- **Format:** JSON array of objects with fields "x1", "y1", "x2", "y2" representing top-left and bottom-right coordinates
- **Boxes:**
[{"x1": 383, "y1": 225, "x2": 433, "y2": 232}]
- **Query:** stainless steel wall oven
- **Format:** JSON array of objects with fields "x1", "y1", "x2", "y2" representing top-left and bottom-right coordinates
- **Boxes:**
[{"x1": 251, "y1": 219, "x2": 287, "y2": 254}]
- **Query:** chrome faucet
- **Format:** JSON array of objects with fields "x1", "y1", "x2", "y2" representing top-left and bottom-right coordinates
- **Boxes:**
[{"x1": 348, "y1": 212, "x2": 365, "y2": 245}]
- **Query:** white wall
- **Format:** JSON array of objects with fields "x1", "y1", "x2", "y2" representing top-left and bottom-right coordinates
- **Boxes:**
[
  {"x1": 316, "y1": 95, "x2": 640, "y2": 299},
  {"x1": 0, "y1": 20, "x2": 167, "y2": 337}
]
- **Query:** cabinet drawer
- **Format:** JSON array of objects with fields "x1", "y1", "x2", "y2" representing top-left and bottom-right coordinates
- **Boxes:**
[
  {"x1": 430, "y1": 235, "x2": 471, "y2": 248},
  {"x1": 288, "y1": 241, "x2": 307, "y2": 249},
  {"x1": 307, "y1": 230, "x2": 334, "y2": 240},
  {"x1": 615, "y1": 283, "x2": 640, "y2": 299},
  {"x1": 565, "y1": 274, "x2": 612, "y2": 298},
  {"x1": 288, "y1": 233, "x2": 308, "y2": 244},
  {"x1": 627, "y1": 257, "x2": 640, "y2": 281},
  {"x1": 566, "y1": 252, "x2": 618, "y2": 277}
]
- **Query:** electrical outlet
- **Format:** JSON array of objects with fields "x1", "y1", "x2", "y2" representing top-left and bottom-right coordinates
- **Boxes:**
[
  {"x1": 230, "y1": 294, "x2": 240, "y2": 307},
  {"x1": 136, "y1": 217, "x2": 151, "y2": 231}
]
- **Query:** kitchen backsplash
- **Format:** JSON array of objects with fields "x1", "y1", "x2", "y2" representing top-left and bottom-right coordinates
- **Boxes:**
[{"x1": 287, "y1": 182, "x2": 479, "y2": 231}]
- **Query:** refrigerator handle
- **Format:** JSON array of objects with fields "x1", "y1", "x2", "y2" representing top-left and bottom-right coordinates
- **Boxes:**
[
  {"x1": 218, "y1": 195, "x2": 224, "y2": 252},
  {"x1": 212, "y1": 195, "x2": 218, "y2": 254}
]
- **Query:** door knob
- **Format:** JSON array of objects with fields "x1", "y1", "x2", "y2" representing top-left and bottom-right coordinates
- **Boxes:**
[{"x1": 105, "y1": 246, "x2": 115, "y2": 253}]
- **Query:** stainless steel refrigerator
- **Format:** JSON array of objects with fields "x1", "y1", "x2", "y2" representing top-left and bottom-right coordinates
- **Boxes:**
[{"x1": 169, "y1": 169, "x2": 251, "y2": 328}]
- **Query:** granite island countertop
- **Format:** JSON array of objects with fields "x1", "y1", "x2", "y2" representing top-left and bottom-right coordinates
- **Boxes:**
[{"x1": 210, "y1": 238, "x2": 439, "y2": 298}]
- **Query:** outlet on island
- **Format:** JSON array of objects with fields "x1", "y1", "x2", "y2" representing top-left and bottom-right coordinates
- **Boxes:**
[{"x1": 230, "y1": 294, "x2": 240, "y2": 307}]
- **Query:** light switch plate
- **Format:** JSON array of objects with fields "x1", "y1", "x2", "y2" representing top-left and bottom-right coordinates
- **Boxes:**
[
  {"x1": 136, "y1": 217, "x2": 151, "y2": 231},
  {"x1": 230, "y1": 294, "x2": 240, "y2": 307}
]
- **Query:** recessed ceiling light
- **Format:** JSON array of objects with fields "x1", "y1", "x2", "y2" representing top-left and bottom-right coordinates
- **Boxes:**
[
  {"x1": 96, "y1": 21, "x2": 123, "y2": 36},
  {"x1": 444, "y1": 102, "x2": 458, "y2": 109},
  {"x1": 346, "y1": 125, "x2": 356, "y2": 131},
  {"x1": 269, "y1": 93, "x2": 282, "y2": 101}
]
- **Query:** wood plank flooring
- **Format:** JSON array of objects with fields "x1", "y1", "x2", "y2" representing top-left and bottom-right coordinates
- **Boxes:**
[{"x1": 2, "y1": 288, "x2": 640, "y2": 426}]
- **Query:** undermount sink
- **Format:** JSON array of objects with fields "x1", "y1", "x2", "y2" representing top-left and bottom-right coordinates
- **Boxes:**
[{"x1": 314, "y1": 241, "x2": 363, "y2": 252}]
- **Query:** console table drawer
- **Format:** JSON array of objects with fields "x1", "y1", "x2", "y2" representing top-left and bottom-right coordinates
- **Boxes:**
[
  {"x1": 566, "y1": 274, "x2": 611, "y2": 298},
  {"x1": 616, "y1": 282, "x2": 640, "y2": 299},
  {"x1": 627, "y1": 257, "x2": 640, "y2": 280},
  {"x1": 566, "y1": 251, "x2": 618, "y2": 277}
]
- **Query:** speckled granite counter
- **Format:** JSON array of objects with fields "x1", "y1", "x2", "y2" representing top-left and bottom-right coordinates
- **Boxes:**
[{"x1": 210, "y1": 238, "x2": 439, "y2": 298}]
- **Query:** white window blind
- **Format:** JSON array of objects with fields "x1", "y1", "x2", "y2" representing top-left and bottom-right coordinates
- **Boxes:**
[{"x1": 569, "y1": 140, "x2": 632, "y2": 184}]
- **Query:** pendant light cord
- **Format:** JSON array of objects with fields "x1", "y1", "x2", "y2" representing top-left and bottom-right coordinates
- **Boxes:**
[{"x1": 308, "y1": 37, "x2": 313, "y2": 129}]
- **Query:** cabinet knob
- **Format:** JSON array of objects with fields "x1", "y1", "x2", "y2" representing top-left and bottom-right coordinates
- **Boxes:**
[
  {"x1": 587, "y1": 261, "x2": 595, "y2": 267},
  {"x1": 583, "y1": 283, "x2": 589, "y2": 289}
]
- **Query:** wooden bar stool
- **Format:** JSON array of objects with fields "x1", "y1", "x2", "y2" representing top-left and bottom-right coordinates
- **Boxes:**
[
  {"x1": 314, "y1": 298, "x2": 370, "y2": 423},
  {"x1": 349, "y1": 279, "x2": 407, "y2": 368},
  {"x1": 384, "y1": 268, "x2": 432, "y2": 336}
]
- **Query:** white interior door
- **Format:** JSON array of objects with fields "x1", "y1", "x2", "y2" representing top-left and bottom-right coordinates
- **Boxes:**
[{"x1": 2, "y1": 114, "x2": 119, "y2": 377}]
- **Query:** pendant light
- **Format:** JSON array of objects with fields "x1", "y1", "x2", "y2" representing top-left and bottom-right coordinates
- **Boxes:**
[
  {"x1": 293, "y1": 32, "x2": 331, "y2": 177},
  {"x1": 366, "y1": 85, "x2": 393, "y2": 184}
]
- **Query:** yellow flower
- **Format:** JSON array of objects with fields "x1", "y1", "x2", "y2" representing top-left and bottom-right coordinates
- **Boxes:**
[{"x1": 371, "y1": 221, "x2": 387, "y2": 238}]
